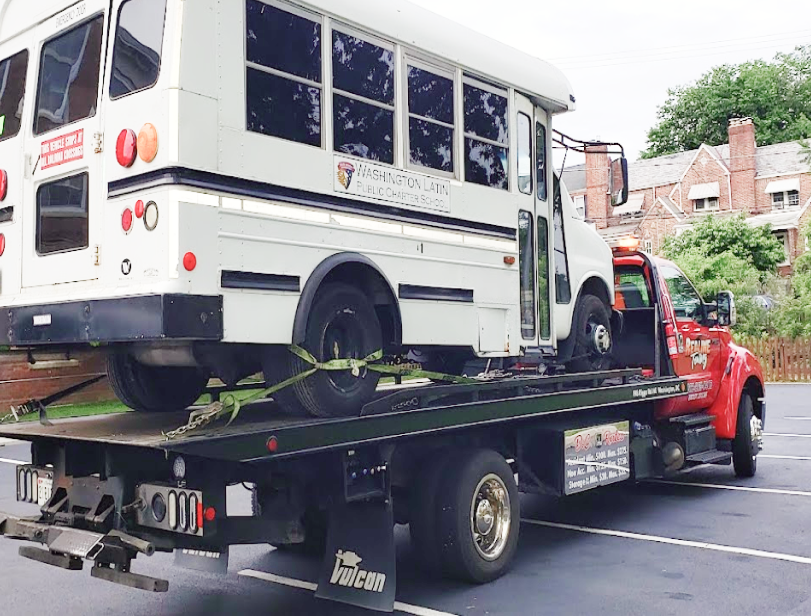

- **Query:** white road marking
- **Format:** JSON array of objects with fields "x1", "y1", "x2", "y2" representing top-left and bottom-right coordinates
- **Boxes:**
[
  {"x1": 0, "y1": 438, "x2": 19, "y2": 446},
  {"x1": 783, "y1": 417, "x2": 811, "y2": 421},
  {"x1": 646, "y1": 479, "x2": 811, "y2": 497},
  {"x1": 0, "y1": 457, "x2": 26, "y2": 465},
  {"x1": 761, "y1": 454, "x2": 811, "y2": 461},
  {"x1": 239, "y1": 569, "x2": 460, "y2": 616},
  {"x1": 763, "y1": 432, "x2": 811, "y2": 438},
  {"x1": 522, "y1": 519, "x2": 811, "y2": 565}
]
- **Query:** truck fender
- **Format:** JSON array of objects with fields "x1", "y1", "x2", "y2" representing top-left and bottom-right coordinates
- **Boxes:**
[
  {"x1": 293, "y1": 252, "x2": 402, "y2": 347},
  {"x1": 707, "y1": 345, "x2": 765, "y2": 440}
]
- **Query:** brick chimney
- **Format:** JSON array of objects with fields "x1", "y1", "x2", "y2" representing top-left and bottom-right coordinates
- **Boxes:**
[
  {"x1": 728, "y1": 118, "x2": 756, "y2": 214},
  {"x1": 585, "y1": 145, "x2": 609, "y2": 229}
]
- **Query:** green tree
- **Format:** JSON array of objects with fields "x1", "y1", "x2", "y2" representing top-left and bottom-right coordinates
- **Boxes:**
[
  {"x1": 642, "y1": 46, "x2": 811, "y2": 158},
  {"x1": 662, "y1": 214, "x2": 784, "y2": 278}
]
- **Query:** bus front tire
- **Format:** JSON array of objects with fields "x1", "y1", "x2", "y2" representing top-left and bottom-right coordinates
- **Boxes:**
[
  {"x1": 567, "y1": 294, "x2": 613, "y2": 373},
  {"x1": 264, "y1": 283, "x2": 382, "y2": 418},
  {"x1": 106, "y1": 352, "x2": 209, "y2": 413}
]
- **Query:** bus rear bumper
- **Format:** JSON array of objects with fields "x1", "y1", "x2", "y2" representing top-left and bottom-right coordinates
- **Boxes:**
[{"x1": 0, "y1": 294, "x2": 223, "y2": 346}]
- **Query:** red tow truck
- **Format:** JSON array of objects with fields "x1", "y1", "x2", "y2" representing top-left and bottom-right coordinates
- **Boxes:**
[{"x1": 0, "y1": 245, "x2": 764, "y2": 613}]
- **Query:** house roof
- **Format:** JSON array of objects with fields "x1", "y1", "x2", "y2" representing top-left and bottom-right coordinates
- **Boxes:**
[{"x1": 598, "y1": 222, "x2": 641, "y2": 242}]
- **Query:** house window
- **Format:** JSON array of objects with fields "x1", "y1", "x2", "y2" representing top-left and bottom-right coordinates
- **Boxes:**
[
  {"x1": 772, "y1": 190, "x2": 799, "y2": 208},
  {"x1": 573, "y1": 195, "x2": 586, "y2": 219},
  {"x1": 774, "y1": 231, "x2": 790, "y2": 266},
  {"x1": 245, "y1": 0, "x2": 323, "y2": 147},
  {"x1": 463, "y1": 78, "x2": 509, "y2": 190},
  {"x1": 406, "y1": 61, "x2": 454, "y2": 174},
  {"x1": 643, "y1": 239, "x2": 653, "y2": 253},
  {"x1": 694, "y1": 197, "x2": 718, "y2": 211},
  {"x1": 332, "y1": 28, "x2": 395, "y2": 164}
]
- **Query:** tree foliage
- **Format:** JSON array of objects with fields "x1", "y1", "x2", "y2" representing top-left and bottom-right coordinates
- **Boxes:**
[
  {"x1": 642, "y1": 46, "x2": 811, "y2": 159},
  {"x1": 662, "y1": 214, "x2": 784, "y2": 277}
]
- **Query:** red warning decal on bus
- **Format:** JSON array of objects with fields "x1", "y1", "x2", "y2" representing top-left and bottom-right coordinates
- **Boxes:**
[{"x1": 41, "y1": 129, "x2": 84, "y2": 170}]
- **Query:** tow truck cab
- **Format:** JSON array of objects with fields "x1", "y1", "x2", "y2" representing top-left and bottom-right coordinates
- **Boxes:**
[{"x1": 612, "y1": 246, "x2": 765, "y2": 461}]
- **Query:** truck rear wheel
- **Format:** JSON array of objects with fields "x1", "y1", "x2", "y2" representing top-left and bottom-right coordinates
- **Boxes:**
[
  {"x1": 434, "y1": 449, "x2": 520, "y2": 583},
  {"x1": 733, "y1": 393, "x2": 760, "y2": 478},
  {"x1": 567, "y1": 294, "x2": 612, "y2": 373},
  {"x1": 106, "y1": 352, "x2": 209, "y2": 413},
  {"x1": 264, "y1": 284, "x2": 382, "y2": 417},
  {"x1": 409, "y1": 451, "x2": 454, "y2": 573}
]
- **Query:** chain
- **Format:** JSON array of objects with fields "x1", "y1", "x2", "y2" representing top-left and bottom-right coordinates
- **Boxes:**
[{"x1": 162, "y1": 402, "x2": 224, "y2": 440}]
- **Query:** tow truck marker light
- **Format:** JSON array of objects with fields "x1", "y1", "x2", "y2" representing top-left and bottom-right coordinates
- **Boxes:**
[
  {"x1": 267, "y1": 436, "x2": 278, "y2": 452},
  {"x1": 522, "y1": 519, "x2": 811, "y2": 566},
  {"x1": 204, "y1": 506, "x2": 216, "y2": 522},
  {"x1": 197, "y1": 499, "x2": 204, "y2": 526}
]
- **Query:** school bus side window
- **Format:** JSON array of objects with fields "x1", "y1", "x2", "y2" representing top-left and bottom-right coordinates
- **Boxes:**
[
  {"x1": 245, "y1": 0, "x2": 323, "y2": 147},
  {"x1": 332, "y1": 28, "x2": 395, "y2": 164},
  {"x1": 34, "y1": 15, "x2": 105, "y2": 136},
  {"x1": 0, "y1": 50, "x2": 28, "y2": 142},
  {"x1": 110, "y1": 0, "x2": 168, "y2": 99},
  {"x1": 464, "y1": 79, "x2": 509, "y2": 190},
  {"x1": 407, "y1": 62, "x2": 455, "y2": 174}
]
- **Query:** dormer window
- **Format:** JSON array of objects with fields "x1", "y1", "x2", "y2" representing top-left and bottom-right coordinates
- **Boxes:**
[{"x1": 694, "y1": 197, "x2": 718, "y2": 211}]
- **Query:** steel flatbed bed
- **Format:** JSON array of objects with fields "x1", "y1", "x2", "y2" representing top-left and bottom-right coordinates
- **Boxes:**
[{"x1": 0, "y1": 369, "x2": 687, "y2": 463}]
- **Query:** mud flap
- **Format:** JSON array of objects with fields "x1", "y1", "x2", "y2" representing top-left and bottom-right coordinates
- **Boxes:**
[{"x1": 315, "y1": 500, "x2": 396, "y2": 613}]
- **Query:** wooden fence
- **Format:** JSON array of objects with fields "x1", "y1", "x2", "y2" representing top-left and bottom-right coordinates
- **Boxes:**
[{"x1": 735, "y1": 336, "x2": 811, "y2": 382}]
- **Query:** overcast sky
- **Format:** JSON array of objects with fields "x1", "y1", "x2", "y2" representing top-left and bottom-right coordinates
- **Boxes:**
[{"x1": 410, "y1": 0, "x2": 811, "y2": 163}]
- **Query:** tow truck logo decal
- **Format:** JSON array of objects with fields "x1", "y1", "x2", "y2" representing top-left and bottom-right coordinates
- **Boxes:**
[
  {"x1": 684, "y1": 338, "x2": 711, "y2": 369},
  {"x1": 337, "y1": 162, "x2": 356, "y2": 190},
  {"x1": 329, "y1": 550, "x2": 386, "y2": 593}
]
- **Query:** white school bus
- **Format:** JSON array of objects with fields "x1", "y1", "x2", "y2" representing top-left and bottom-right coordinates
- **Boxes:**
[{"x1": 0, "y1": 0, "x2": 628, "y2": 417}]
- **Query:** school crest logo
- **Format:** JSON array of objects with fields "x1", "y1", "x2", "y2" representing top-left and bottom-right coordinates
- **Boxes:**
[{"x1": 337, "y1": 161, "x2": 356, "y2": 190}]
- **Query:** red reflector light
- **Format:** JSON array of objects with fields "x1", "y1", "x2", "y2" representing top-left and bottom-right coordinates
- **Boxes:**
[
  {"x1": 503, "y1": 256, "x2": 516, "y2": 265},
  {"x1": 0, "y1": 233, "x2": 5, "y2": 257},
  {"x1": 0, "y1": 169, "x2": 7, "y2": 201},
  {"x1": 183, "y1": 252, "x2": 197, "y2": 271},
  {"x1": 267, "y1": 436, "x2": 278, "y2": 452},
  {"x1": 203, "y1": 507, "x2": 216, "y2": 523},
  {"x1": 116, "y1": 129, "x2": 137, "y2": 167},
  {"x1": 122, "y1": 208, "x2": 133, "y2": 233},
  {"x1": 197, "y1": 500, "x2": 204, "y2": 525},
  {"x1": 134, "y1": 199, "x2": 145, "y2": 218}
]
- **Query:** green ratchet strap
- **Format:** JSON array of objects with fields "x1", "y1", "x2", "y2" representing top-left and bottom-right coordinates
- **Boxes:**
[{"x1": 163, "y1": 345, "x2": 478, "y2": 439}]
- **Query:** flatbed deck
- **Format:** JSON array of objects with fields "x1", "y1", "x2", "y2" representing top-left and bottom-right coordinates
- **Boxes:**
[{"x1": 0, "y1": 370, "x2": 687, "y2": 463}]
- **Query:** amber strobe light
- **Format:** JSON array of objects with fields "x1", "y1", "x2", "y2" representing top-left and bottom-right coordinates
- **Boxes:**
[{"x1": 138, "y1": 123, "x2": 159, "y2": 163}]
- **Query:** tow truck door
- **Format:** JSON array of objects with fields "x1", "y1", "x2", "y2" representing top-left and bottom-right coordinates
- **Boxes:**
[
  {"x1": 659, "y1": 263, "x2": 722, "y2": 410},
  {"x1": 21, "y1": 0, "x2": 109, "y2": 288}
]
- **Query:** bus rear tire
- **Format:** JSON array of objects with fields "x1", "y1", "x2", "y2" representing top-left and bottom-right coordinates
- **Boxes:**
[
  {"x1": 106, "y1": 351, "x2": 209, "y2": 413},
  {"x1": 567, "y1": 294, "x2": 613, "y2": 373},
  {"x1": 264, "y1": 283, "x2": 382, "y2": 418},
  {"x1": 434, "y1": 449, "x2": 520, "y2": 583}
]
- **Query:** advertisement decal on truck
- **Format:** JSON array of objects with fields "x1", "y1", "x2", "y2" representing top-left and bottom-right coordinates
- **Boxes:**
[{"x1": 564, "y1": 421, "x2": 631, "y2": 495}]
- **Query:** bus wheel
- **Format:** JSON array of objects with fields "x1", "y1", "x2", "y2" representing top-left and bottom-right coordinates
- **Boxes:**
[
  {"x1": 434, "y1": 449, "x2": 519, "y2": 583},
  {"x1": 567, "y1": 294, "x2": 612, "y2": 373},
  {"x1": 733, "y1": 393, "x2": 760, "y2": 478},
  {"x1": 267, "y1": 283, "x2": 382, "y2": 417},
  {"x1": 106, "y1": 352, "x2": 209, "y2": 412}
]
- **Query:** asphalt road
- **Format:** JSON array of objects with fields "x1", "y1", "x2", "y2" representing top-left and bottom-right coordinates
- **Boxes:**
[{"x1": 1, "y1": 384, "x2": 811, "y2": 615}]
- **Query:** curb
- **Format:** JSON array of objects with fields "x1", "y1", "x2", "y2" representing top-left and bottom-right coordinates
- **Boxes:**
[{"x1": 0, "y1": 438, "x2": 19, "y2": 447}]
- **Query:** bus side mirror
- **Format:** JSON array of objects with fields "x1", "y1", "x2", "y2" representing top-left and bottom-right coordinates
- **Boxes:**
[
  {"x1": 609, "y1": 156, "x2": 629, "y2": 206},
  {"x1": 717, "y1": 291, "x2": 736, "y2": 327}
]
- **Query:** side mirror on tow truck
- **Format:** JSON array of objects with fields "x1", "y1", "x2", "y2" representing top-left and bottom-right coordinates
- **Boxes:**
[{"x1": 716, "y1": 290, "x2": 737, "y2": 327}]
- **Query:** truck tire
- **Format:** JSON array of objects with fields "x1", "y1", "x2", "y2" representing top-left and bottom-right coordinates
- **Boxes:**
[
  {"x1": 733, "y1": 393, "x2": 759, "y2": 478},
  {"x1": 265, "y1": 283, "x2": 382, "y2": 417},
  {"x1": 567, "y1": 294, "x2": 612, "y2": 373},
  {"x1": 434, "y1": 449, "x2": 520, "y2": 583},
  {"x1": 251, "y1": 488, "x2": 328, "y2": 555},
  {"x1": 408, "y1": 451, "x2": 454, "y2": 573},
  {"x1": 106, "y1": 352, "x2": 209, "y2": 413}
]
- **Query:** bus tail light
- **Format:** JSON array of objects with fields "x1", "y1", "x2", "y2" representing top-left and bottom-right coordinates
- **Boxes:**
[
  {"x1": 138, "y1": 123, "x2": 159, "y2": 163},
  {"x1": 183, "y1": 252, "x2": 197, "y2": 271},
  {"x1": 122, "y1": 208, "x2": 134, "y2": 233},
  {"x1": 0, "y1": 233, "x2": 6, "y2": 257},
  {"x1": 0, "y1": 169, "x2": 8, "y2": 201},
  {"x1": 135, "y1": 199, "x2": 145, "y2": 219},
  {"x1": 116, "y1": 129, "x2": 137, "y2": 167},
  {"x1": 144, "y1": 201, "x2": 159, "y2": 230}
]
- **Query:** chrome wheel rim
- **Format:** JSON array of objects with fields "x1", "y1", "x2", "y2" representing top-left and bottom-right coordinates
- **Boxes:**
[
  {"x1": 750, "y1": 414, "x2": 764, "y2": 457},
  {"x1": 470, "y1": 473, "x2": 511, "y2": 561},
  {"x1": 587, "y1": 320, "x2": 611, "y2": 356}
]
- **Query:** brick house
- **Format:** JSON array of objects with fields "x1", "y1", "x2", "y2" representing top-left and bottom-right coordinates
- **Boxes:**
[{"x1": 562, "y1": 118, "x2": 811, "y2": 275}]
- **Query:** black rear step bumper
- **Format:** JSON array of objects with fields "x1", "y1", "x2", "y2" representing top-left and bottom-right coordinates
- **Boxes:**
[{"x1": 0, "y1": 294, "x2": 223, "y2": 346}]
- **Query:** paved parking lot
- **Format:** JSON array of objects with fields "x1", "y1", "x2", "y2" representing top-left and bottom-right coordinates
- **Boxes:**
[{"x1": 1, "y1": 384, "x2": 810, "y2": 615}]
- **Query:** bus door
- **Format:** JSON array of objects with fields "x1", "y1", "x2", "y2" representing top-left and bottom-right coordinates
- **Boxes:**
[
  {"x1": 534, "y1": 105, "x2": 553, "y2": 347},
  {"x1": 21, "y1": 1, "x2": 109, "y2": 288},
  {"x1": 0, "y1": 34, "x2": 33, "y2": 296}
]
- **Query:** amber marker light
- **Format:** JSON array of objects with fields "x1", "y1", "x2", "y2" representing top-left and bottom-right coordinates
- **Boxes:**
[{"x1": 137, "y1": 123, "x2": 159, "y2": 163}]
